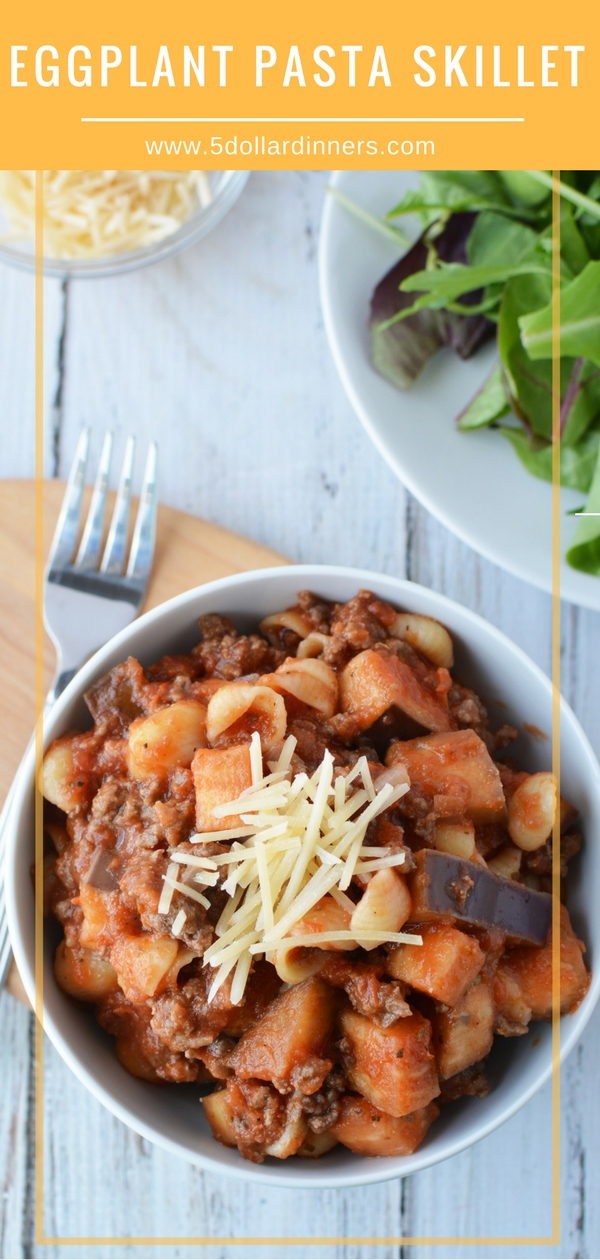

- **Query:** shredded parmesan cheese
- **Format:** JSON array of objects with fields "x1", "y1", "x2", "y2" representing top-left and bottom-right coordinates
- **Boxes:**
[
  {"x1": 249, "y1": 731, "x2": 263, "y2": 786},
  {"x1": 162, "y1": 876, "x2": 211, "y2": 910},
  {"x1": 158, "y1": 862, "x2": 179, "y2": 915},
  {"x1": 0, "y1": 170, "x2": 212, "y2": 259},
  {"x1": 165, "y1": 737, "x2": 417, "y2": 1004},
  {"x1": 172, "y1": 909, "x2": 187, "y2": 936},
  {"x1": 253, "y1": 930, "x2": 423, "y2": 952},
  {"x1": 170, "y1": 853, "x2": 218, "y2": 869}
]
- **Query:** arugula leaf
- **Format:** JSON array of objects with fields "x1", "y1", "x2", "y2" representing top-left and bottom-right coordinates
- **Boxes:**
[
  {"x1": 519, "y1": 261, "x2": 600, "y2": 366},
  {"x1": 561, "y1": 360, "x2": 600, "y2": 445},
  {"x1": 467, "y1": 213, "x2": 539, "y2": 268},
  {"x1": 498, "y1": 274, "x2": 575, "y2": 441},
  {"x1": 497, "y1": 171, "x2": 551, "y2": 208},
  {"x1": 558, "y1": 208, "x2": 590, "y2": 275},
  {"x1": 566, "y1": 444, "x2": 600, "y2": 573},
  {"x1": 500, "y1": 426, "x2": 600, "y2": 492},
  {"x1": 525, "y1": 171, "x2": 600, "y2": 223},
  {"x1": 400, "y1": 260, "x2": 552, "y2": 311},
  {"x1": 457, "y1": 363, "x2": 511, "y2": 430},
  {"x1": 385, "y1": 171, "x2": 514, "y2": 227}
]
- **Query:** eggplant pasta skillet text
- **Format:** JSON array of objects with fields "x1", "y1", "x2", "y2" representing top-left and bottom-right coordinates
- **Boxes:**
[{"x1": 41, "y1": 591, "x2": 590, "y2": 1163}]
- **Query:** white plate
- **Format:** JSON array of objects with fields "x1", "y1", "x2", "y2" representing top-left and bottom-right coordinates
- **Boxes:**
[{"x1": 319, "y1": 170, "x2": 600, "y2": 611}]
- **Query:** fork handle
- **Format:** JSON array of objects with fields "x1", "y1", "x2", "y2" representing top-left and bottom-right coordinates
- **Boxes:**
[{"x1": 46, "y1": 669, "x2": 78, "y2": 709}]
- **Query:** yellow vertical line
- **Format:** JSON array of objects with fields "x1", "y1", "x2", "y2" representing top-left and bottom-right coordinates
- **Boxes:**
[
  {"x1": 551, "y1": 170, "x2": 561, "y2": 1246},
  {"x1": 34, "y1": 170, "x2": 45, "y2": 1247}
]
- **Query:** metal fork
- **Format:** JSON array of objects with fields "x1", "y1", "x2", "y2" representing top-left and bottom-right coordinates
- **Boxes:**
[{"x1": 0, "y1": 430, "x2": 158, "y2": 991}]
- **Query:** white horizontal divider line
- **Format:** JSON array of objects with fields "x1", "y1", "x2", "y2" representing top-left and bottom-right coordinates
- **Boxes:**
[
  {"x1": 81, "y1": 115, "x2": 526, "y2": 124},
  {"x1": 574, "y1": 512, "x2": 600, "y2": 516}
]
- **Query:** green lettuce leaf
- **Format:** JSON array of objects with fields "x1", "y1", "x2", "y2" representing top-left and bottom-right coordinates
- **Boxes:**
[
  {"x1": 499, "y1": 426, "x2": 600, "y2": 491},
  {"x1": 561, "y1": 361, "x2": 600, "y2": 446},
  {"x1": 467, "y1": 213, "x2": 539, "y2": 268},
  {"x1": 497, "y1": 171, "x2": 551, "y2": 208},
  {"x1": 566, "y1": 444, "x2": 600, "y2": 573},
  {"x1": 399, "y1": 260, "x2": 551, "y2": 313},
  {"x1": 457, "y1": 363, "x2": 511, "y2": 430},
  {"x1": 558, "y1": 208, "x2": 591, "y2": 275},
  {"x1": 385, "y1": 171, "x2": 512, "y2": 226},
  {"x1": 519, "y1": 261, "x2": 600, "y2": 365},
  {"x1": 498, "y1": 274, "x2": 574, "y2": 441}
]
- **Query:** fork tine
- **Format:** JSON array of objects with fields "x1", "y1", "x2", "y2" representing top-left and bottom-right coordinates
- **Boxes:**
[
  {"x1": 100, "y1": 436, "x2": 135, "y2": 575},
  {"x1": 46, "y1": 429, "x2": 90, "y2": 571},
  {"x1": 75, "y1": 431, "x2": 113, "y2": 571},
  {"x1": 126, "y1": 442, "x2": 158, "y2": 583}
]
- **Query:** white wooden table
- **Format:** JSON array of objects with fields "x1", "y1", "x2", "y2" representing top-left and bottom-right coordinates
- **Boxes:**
[{"x1": 0, "y1": 170, "x2": 598, "y2": 1259}]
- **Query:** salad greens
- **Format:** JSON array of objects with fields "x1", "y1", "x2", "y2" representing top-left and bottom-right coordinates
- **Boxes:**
[{"x1": 364, "y1": 171, "x2": 600, "y2": 575}]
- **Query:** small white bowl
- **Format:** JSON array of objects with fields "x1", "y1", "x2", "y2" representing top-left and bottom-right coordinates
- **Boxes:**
[
  {"x1": 5, "y1": 566, "x2": 600, "y2": 1187},
  {"x1": 0, "y1": 171, "x2": 249, "y2": 278}
]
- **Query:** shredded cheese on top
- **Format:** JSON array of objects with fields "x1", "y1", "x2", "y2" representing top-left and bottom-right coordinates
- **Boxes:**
[
  {"x1": 166, "y1": 733, "x2": 421, "y2": 1004},
  {"x1": 0, "y1": 170, "x2": 213, "y2": 259},
  {"x1": 172, "y1": 909, "x2": 187, "y2": 937}
]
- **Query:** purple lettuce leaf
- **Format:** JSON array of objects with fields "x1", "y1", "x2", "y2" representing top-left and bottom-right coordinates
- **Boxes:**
[{"x1": 369, "y1": 212, "x2": 495, "y2": 389}]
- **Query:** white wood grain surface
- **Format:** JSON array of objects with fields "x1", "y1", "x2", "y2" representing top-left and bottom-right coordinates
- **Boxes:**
[{"x1": 0, "y1": 170, "x2": 598, "y2": 1260}]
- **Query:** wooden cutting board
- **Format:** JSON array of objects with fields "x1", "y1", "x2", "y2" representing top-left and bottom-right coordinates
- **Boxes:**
[{"x1": 0, "y1": 478, "x2": 286, "y2": 1003}]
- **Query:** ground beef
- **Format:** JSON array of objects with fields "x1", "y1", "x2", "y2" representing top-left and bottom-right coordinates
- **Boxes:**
[
  {"x1": 448, "y1": 682, "x2": 489, "y2": 734},
  {"x1": 150, "y1": 964, "x2": 237, "y2": 1051},
  {"x1": 296, "y1": 591, "x2": 335, "y2": 634},
  {"x1": 144, "y1": 654, "x2": 200, "y2": 685},
  {"x1": 286, "y1": 716, "x2": 352, "y2": 774},
  {"x1": 221, "y1": 1078, "x2": 293, "y2": 1162},
  {"x1": 300, "y1": 1065, "x2": 346, "y2": 1132},
  {"x1": 319, "y1": 957, "x2": 411, "y2": 1025},
  {"x1": 475, "y1": 823, "x2": 513, "y2": 859},
  {"x1": 439, "y1": 1062, "x2": 490, "y2": 1102},
  {"x1": 97, "y1": 989, "x2": 202, "y2": 1083},
  {"x1": 320, "y1": 590, "x2": 389, "y2": 669},
  {"x1": 522, "y1": 829, "x2": 581, "y2": 879},
  {"x1": 118, "y1": 849, "x2": 214, "y2": 953},
  {"x1": 197, "y1": 1035, "x2": 237, "y2": 1079},
  {"x1": 193, "y1": 616, "x2": 286, "y2": 680}
]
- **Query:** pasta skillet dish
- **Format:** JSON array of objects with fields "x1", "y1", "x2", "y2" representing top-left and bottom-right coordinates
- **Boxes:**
[{"x1": 41, "y1": 591, "x2": 589, "y2": 1162}]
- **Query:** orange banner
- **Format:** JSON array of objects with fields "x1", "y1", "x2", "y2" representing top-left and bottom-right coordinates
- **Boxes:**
[{"x1": 0, "y1": 0, "x2": 596, "y2": 168}]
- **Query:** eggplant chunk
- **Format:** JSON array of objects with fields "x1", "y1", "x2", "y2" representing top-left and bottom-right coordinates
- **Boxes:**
[
  {"x1": 192, "y1": 744, "x2": 252, "y2": 831},
  {"x1": 330, "y1": 1094, "x2": 439, "y2": 1157},
  {"x1": 339, "y1": 648, "x2": 452, "y2": 734},
  {"x1": 297, "y1": 1130, "x2": 340, "y2": 1159},
  {"x1": 227, "y1": 976, "x2": 338, "y2": 1094},
  {"x1": 202, "y1": 1088, "x2": 237, "y2": 1148},
  {"x1": 387, "y1": 729, "x2": 506, "y2": 824},
  {"x1": 339, "y1": 1008, "x2": 440, "y2": 1117},
  {"x1": 408, "y1": 849, "x2": 552, "y2": 946},
  {"x1": 431, "y1": 979, "x2": 495, "y2": 1079},
  {"x1": 387, "y1": 923, "x2": 485, "y2": 1007},
  {"x1": 495, "y1": 903, "x2": 590, "y2": 1022}
]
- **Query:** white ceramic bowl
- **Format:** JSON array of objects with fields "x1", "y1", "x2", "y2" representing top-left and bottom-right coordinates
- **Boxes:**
[{"x1": 5, "y1": 565, "x2": 600, "y2": 1187}]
